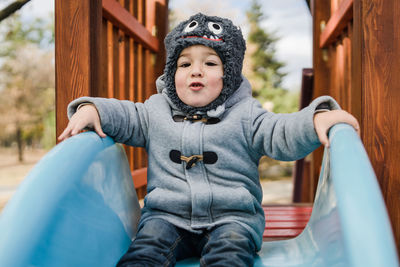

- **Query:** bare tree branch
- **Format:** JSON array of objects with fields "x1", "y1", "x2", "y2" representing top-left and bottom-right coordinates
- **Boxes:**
[{"x1": 0, "y1": 0, "x2": 32, "y2": 22}]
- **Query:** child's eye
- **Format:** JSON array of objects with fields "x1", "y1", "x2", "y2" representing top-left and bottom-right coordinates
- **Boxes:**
[
  {"x1": 178, "y1": 63, "x2": 191, "y2": 68},
  {"x1": 205, "y1": 62, "x2": 218, "y2": 66}
]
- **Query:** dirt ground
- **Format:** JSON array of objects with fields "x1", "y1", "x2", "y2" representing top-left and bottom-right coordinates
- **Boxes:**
[
  {"x1": 0, "y1": 148, "x2": 293, "y2": 212},
  {"x1": 0, "y1": 148, "x2": 47, "y2": 211}
]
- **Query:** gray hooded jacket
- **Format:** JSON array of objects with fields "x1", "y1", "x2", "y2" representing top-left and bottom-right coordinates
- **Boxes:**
[{"x1": 67, "y1": 76, "x2": 339, "y2": 250}]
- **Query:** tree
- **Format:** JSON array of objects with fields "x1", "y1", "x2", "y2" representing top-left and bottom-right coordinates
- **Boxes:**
[
  {"x1": 244, "y1": 0, "x2": 299, "y2": 113},
  {"x1": 0, "y1": 13, "x2": 54, "y2": 161},
  {"x1": 0, "y1": 0, "x2": 31, "y2": 22}
]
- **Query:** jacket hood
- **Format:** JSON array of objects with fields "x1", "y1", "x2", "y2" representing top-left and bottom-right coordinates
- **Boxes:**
[{"x1": 156, "y1": 74, "x2": 252, "y2": 118}]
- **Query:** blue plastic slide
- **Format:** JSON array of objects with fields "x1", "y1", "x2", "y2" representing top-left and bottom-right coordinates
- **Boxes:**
[{"x1": 0, "y1": 124, "x2": 398, "y2": 266}]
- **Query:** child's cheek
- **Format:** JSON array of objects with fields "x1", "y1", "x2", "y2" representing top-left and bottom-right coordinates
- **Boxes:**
[{"x1": 174, "y1": 72, "x2": 187, "y2": 99}]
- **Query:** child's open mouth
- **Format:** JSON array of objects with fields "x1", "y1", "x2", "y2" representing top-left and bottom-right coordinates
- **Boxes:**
[{"x1": 189, "y1": 82, "x2": 204, "y2": 91}]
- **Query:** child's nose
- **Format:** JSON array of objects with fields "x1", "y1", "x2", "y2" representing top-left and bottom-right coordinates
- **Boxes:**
[{"x1": 191, "y1": 63, "x2": 203, "y2": 77}]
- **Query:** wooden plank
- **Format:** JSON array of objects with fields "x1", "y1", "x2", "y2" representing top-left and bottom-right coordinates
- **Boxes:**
[
  {"x1": 106, "y1": 21, "x2": 115, "y2": 98},
  {"x1": 356, "y1": 0, "x2": 400, "y2": 253},
  {"x1": 310, "y1": 0, "x2": 331, "y2": 202},
  {"x1": 132, "y1": 167, "x2": 147, "y2": 188},
  {"x1": 263, "y1": 229, "x2": 304, "y2": 238},
  {"x1": 55, "y1": 0, "x2": 102, "y2": 139},
  {"x1": 265, "y1": 215, "x2": 311, "y2": 221},
  {"x1": 293, "y1": 69, "x2": 314, "y2": 203},
  {"x1": 126, "y1": 1, "x2": 135, "y2": 171},
  {"x1": 99, "y1": 17, "x2": 109, "y2": 98},
  {"x1": 117, "y1": 0, "x2": 127, "y2": 100},
  {"x1": 154, "y1": 0, "x2": 168, "y2": 79},
  {"x1": 320, "y1": 0, "x2": 353, "y2": 48},
  {"x1": 118, "y1": 30, "x2": 126, "y2": 99},
  {"x1": 263, "y1": 205, "x2": 311, "y2": 240},
  {"x1": 102, "y1": 0, "x2": 159, "y2": 52},
  {"x1": 264, "y1": 209, "x2": 312, "y2": 215},
  {"x1": 351, "y1": 4, "x2": 362, "y2": 123},
  {"x1": 266, "y1": 221, "x2": 308, "y2": 229},
  {"x1": 263, "y1": 206, "x2": 312, "y2": 211},
  {"x1": 135, "y1": 0, "x2": 145, "y2": 170},
  {"x1": 145, "y1": 1, "x2": 156, "y2": 99}
]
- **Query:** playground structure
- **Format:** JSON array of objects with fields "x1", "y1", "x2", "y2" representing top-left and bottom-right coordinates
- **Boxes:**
[
  {"x1": 0, "y1": 0, "x2": 399, "y2": 265},
  {"x1": 0, "y1": 124, "x2": 398, "y2": 266}
]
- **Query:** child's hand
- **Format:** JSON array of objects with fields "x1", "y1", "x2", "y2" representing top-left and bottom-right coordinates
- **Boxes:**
[
  {"x1": 58, "y1": 104, "x2": 106, "y2": 141},
  {"x1": 313, "y1": 110, "x2": 360, "y2": 147}
]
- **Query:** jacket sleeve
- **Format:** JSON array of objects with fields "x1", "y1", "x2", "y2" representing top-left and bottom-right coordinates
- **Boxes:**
[
  {"x1": 249, "y1": 96, "x2": 340, "y2": 161},
  {"x1": 67, "y1": 97, "x2": 149, "y2": 147}
]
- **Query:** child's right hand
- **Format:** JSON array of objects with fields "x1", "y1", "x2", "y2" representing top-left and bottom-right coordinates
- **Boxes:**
[{"x1": 58, "y1": 104, "x2": 107, "y2": 141}]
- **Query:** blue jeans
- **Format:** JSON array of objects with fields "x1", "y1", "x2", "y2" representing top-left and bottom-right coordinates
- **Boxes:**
[{"x1": 116, "y1": 218, "x2": 256, "y2": 267}]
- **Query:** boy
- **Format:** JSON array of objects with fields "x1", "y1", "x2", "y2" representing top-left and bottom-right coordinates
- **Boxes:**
[{"x1": 59, "y1": 13, "x2": 359, "y2": 267}]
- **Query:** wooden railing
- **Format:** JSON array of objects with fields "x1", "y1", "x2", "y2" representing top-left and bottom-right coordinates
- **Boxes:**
[
  {"x1": 311, "y1": 0, "x2": 400, "y2": 252},
  {"x1": 293, "y1": 69, "x2": 314, "y2": 203},
  {"x1": 307, "y1": 0, "x2": 358, "y2": 203},
  {"x1": 55, "y1": 0, "x2": 168, "y2": 199},
  {"x1": 317, "y1": 0, "x2": 356, "y2": 114},
  {"x1": 319, "y1": 0, "x2": 353, "y2": 48}
]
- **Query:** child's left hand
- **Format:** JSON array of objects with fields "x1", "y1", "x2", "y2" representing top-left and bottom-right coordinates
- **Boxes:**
[{"x1": 313, "y1": 110, "x2": 360, "y2": 147}]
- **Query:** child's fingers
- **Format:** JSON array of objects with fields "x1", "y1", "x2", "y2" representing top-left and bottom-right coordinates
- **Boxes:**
[
  {"x1": 316, "y1": 127, "x2": 330, "y2": 148},
  {"x1": 94, "y1": 122, "x2": 107, "y2": 138},
  {"x1": 339, "y1": 111, "x2": 361, "y2": 136},
  {"x1": 58, "y1": 121, "x2": 84, "y2": 141},
  {"x1": 58, "y1": 128, "x2": 70, "y2": 141},
  {"x1": 58, "y1": 123, "x2": 76, "y2": 141}
]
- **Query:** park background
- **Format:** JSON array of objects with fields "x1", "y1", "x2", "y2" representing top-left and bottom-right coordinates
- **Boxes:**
[{"x1": 0, "y1": 0, "x2": 312, "y2": 210}]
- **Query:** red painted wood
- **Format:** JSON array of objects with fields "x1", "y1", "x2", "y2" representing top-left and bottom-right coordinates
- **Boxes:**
[
  {"x1": 263, "y1": 205, "x2": 312, "y2": 240},
  {"x1": 265, "y1": 215, "x2": 311, "y2": 221},
  {"x1": 266, "y1": 221, "x2": 308, "y2": 229},
  {"x1": 263, "y1": 229, "x2": 304, "y2": 238}
]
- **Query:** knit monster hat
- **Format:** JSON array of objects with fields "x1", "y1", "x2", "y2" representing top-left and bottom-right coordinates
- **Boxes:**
[{"x1": 163, "y1": 13, "x2": 246, "y2": 114}]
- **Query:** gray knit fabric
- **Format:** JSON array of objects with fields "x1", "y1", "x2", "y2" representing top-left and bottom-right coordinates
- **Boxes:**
[{"x1": 163, "y1": 13, "x2": 246, "y2": 114}]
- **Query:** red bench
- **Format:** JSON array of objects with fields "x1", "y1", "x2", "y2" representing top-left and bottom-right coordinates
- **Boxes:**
[{"x1": 263, "y1": 205, "x2": 312, "y2": 241}]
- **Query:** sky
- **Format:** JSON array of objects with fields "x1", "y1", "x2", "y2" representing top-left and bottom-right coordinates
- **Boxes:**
[
  {"x1": 169, "y1": 0, "x2": 313, "y2": 91},
  {"x1": 2, "y1": 0, "x2": 312, "y2": 91},
  {"x1": 0, "y1": 0, "x2": 54, "y2": 18}
]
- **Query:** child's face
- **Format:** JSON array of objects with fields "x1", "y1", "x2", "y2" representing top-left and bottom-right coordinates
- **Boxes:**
[{"x1": 175, "y1": 45, "x2": 223, "y2": 108}]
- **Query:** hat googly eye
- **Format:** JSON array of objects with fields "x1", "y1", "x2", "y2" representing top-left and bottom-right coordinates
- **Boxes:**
[
  {"x1": 208, "y1": 22, "x2": 223, "y2": 35},
  {"x1": 184, "y1": 20, "x2": 199, "y2": 32}
]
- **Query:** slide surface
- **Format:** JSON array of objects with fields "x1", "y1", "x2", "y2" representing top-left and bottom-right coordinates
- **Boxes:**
[
  {"x1": 0, "y1": 133, "x2": 141, "y2": 267},
  {"x1": 0, "y1": 125, "x2": 398, "y2": 266}
]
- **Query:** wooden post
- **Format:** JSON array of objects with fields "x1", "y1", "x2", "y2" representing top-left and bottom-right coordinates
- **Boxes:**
[
  {"x1": 310, "y1": 0, "x2": 331, "y2": 201},
  {"x1": 293, "y1": 69, "x2": 314, "y2": 203},
  {"x1": 55, "y1": 0, "x2": 102, "y2": 139},
  {"x1": 154, "y1": 0, "x2": 168, "y2": 80},
  {"x1": 353, "y1": 0, "x2": 400, "y2": 253}
]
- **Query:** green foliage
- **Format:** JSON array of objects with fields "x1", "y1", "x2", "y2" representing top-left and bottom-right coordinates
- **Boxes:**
[
  {"x1": 0, "y1": 12, "x2": 55, "y2": 155},
  {"x1": 0, "y1": 12, "x2": 54, "y2": 59},
  {"x1": 245, "y1": 0, "x2": 299, "y2": 113}
]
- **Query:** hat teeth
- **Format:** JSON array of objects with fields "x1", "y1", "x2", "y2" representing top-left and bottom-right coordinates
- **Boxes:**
[{"x1": 203, "y1": 35, "x2": 208, "y2": 39}]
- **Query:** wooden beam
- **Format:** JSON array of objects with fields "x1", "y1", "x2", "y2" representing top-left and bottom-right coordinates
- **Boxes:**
[
  {"x1": 355, "y1": 0, "x2": 400, "y2": 253},
  {"x1": 310, "y1": 0, "x2": 331, "y2": 201},
  {"x1": 102, "y1": 0, "x2": 159, "y2": 52},
  {"x1": 55, "y1": 0, "x2": 102, "y2": 140},
  {"x1": 320, "y1": 0, "x2": 353, "y2": 48},
  {"x1": 293, "y1": 69, "x2": 314, "y2": 203}
]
